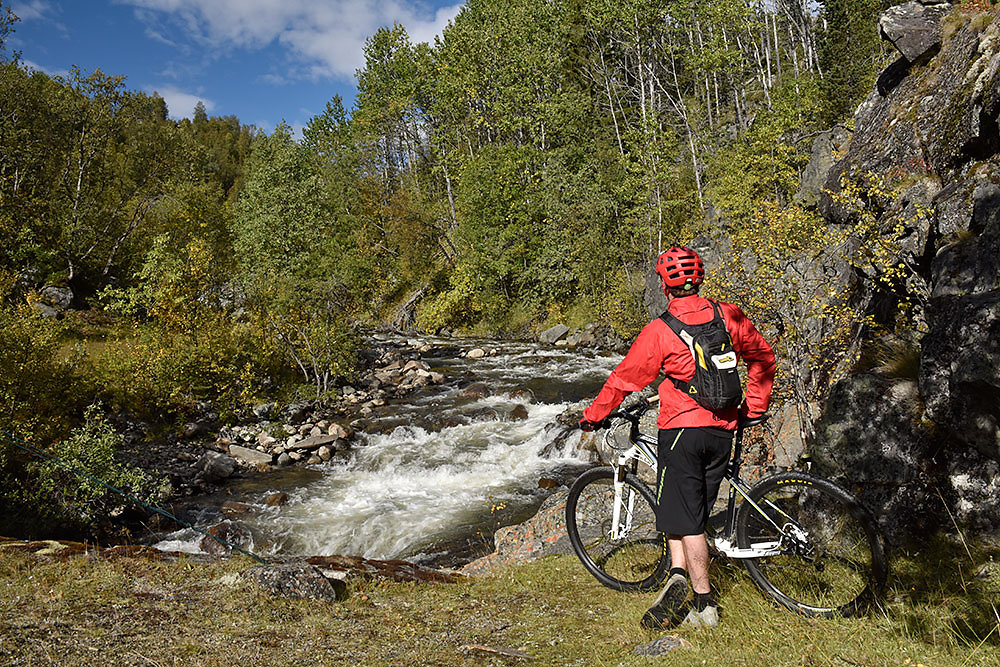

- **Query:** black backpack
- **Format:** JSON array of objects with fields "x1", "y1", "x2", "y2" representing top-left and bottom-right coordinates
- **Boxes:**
[{"x1": 660, "y1": 301, "x2": 743, "y2": 411}]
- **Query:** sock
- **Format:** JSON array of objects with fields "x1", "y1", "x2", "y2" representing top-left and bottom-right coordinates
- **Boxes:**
[
  {"x1": 668, "y1": 567, "x2": 687, "y2": 579},
  {"x1": 693, "y1": 590, "x2": 715, "y2": 611}
]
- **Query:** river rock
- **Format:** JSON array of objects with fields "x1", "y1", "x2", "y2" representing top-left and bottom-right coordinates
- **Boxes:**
[
  {"x1": 327, "y1": 423, "x2": 353, "y2": 440},
  {"x1": 295, "y1": 434, "x2": 338, "y2": 451},
  {"x1": 257, "y1": 432, "x2": 277, "y2": 448},
  {"x1": 195, "y1": 451, "x2": 235, "y2": 482},
  {"x1": 277, "y1": 453, "x2": 292, "y2": 467},
  {"x1": 221, "y1": 501, "x2": 252, "y2": 518},
  {"x1": 306, "y1": 454, "x2": 322, "y2": 465},
  {"x1": 318, "y1": 445, "x2": 333, "y2": 462},
  {"x1": 466, "y1": 348, "x2": 487, "y2": 359},
  {"x1": 252, "y1": 402, "x2": 276, "y2": 419},
  {"x1": 229, "y1": 444, "x2": 273, "y2": 466},
  {"x1": 403, "y1": 360, "x2": 429, "y2": 373},
  {"x1": 539, "y1": 323, "x2": 570, "y2": 344},
  {"x1": 265, "y1": 492, "x2": 290, "y2": 506},
  {"x1": 462, "y1": 491, "x2": 575, "y2": 575},
  {"x1": 244, "y1": 562, "x2": 347, "y2": 602},
  {"x1": 458, "y1": 382, "x2": 491, "y2": 399},
  {"x1": 509, "y1": 404, "x2": 529, "y2": 421},
  {"x1": 200, "y1": 520, "x2": 253, "y2": 557}
]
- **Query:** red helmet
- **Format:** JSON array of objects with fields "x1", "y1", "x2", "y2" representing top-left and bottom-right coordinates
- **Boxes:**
[{"x1": 656, "y1": 246, "x2": 705, "y2": 288}]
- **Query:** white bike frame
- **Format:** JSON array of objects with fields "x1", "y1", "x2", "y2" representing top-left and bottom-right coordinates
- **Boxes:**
[{"x1": 603, "y1": 416, "x2": 802, "y2": 559}]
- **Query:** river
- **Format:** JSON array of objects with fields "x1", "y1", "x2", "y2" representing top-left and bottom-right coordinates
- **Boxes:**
[{"x1": 154, "y1": 333, "x2": 623, "y2": 566}]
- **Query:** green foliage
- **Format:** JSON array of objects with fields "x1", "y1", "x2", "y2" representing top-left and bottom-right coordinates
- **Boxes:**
[
  {"x1": 710, "y1": 76, "x2": 822, "y2": 223},
  {"x1": 0, "y1": 273, "x2": 84, "y2": 446},
  {"x1": 91, "y1": 318, "x2": 280, "y2": 422},
  {"x1": 233, "y1": 125, "x2": 359, "y2": 396},
  {"x1": 25, "y1": 404, "x2": 165, "y2": 530},
  {"x1": 818, "y1": 0, "x2": 891, "y2": 123}
]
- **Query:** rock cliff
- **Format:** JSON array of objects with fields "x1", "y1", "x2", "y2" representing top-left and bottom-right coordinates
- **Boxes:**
[{"x1": 813, "y1": 3, "x2": 1000, "y2": 540}]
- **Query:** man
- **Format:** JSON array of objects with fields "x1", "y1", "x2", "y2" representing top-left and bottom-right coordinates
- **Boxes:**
[{"x1": 579, "y1": 246, "x2": 775, "y2": 629}]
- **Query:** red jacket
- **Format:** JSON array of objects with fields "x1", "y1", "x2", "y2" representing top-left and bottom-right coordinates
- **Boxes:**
[{"x1": 583, "y1": 294, "x2": 776, "y2": 431}]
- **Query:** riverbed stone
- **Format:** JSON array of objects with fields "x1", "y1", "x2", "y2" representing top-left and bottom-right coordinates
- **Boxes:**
[
  {"x1": 318, "y1": 445, "x2": 333, "y2": 462},
  {"x1": 257, "y1": 432, "x2": 277, "y2": 448},
  {"x1": 221, "y1": 501, "x2": 252, "y2": 518},
  {"x1": 466, "y1": 348, "x2": 487, "y2": 359},
  {"x1": 229, "y1": 444, "x2": 273, "y2": 466},
  {"x1": 296, "y1": 434, "x2": 338, "y2": 451},
  {"x1": 195, "y1": 451, "x2": 235, "y2": 481},
  {"x1": 265, "y1": 492, "x2": 290, "y2": 506},
  {"x1": 277, "y1": 453, "x2": 292, "y2": 467},
  {"x1": 539, "y1": 323, "x2": 570, "y2": 344},
  {"x1": 458, "y1": 382, "x2": 491, "y2": 399},
  {"x1": 327, "y1": 423, "x2": 353, "y2": 440},
  {"x1": 403, "y1": 360, "x2": 429, "y2": 373},
  {"x1": 200, "y1": 520, "x2": 252, "y2": 557}
]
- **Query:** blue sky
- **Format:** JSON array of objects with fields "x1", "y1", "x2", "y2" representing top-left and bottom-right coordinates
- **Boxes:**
[{"x1": 8, "y1": 0, "x2": 463, "y2": 133}]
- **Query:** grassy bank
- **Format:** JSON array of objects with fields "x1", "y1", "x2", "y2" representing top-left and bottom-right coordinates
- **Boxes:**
[{"x1": 1, "y1": 536, "x2": 998, "y2": 666}]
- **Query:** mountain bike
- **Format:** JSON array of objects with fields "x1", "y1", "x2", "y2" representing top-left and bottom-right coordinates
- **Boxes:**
[{"x1": 565, "y1": 399, "x2": 888, "y2": 618}]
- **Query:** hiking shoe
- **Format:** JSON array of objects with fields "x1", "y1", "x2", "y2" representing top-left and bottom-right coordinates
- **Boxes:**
[
  {"x1": 640, "y1": 573, "x2": 690, "y2": 629},
  {"x1": 683, "y1": 604, "x2": 719, "y2": 628}
]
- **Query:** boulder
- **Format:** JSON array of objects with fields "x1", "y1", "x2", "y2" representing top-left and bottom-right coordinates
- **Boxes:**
[
  {"x1": 244, "y1": 562, "x2": 347, "y2": 602},
  {"x1": 539, "y1": 323, "x2": 570, "y2": 344},
  {"x1": 195, "y1": 451, "x2": 235, "y2": 482},
  {"x1": 794, "y1": 126, "x2": 850, "y2": 208},
  {"x1": 38, "y1": 285, "x2": 73, "y2": 309},
  {"x1": 30, "y1": 302, "x2": 59, "y2": 318},
  {"x1": 509, "y1": 404, "x2": 530, "y2": 421},
  {"x1": 466, "y1": 348, "x2": 487, "y2": 359},
  {"x1": 462, "y1": 491, "x2": 575, "y2": 576},
  {"x1": 229, "y1": 444, "x2": 273, "y2": 466},
  {"x1": 326, "y1": 422, "x2": 353, "y2": 440},
  {"x1": 878, "y1": 1, "x2": 952, "y2": 65}
]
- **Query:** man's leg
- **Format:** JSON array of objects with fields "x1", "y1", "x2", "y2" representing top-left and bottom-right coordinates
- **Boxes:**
[
  {"x1": 667, "y1": 535, "x2": 686, "y2": 571},
  {"x1": 680, "y1": 533, "x2": 710, "y2": 594}
]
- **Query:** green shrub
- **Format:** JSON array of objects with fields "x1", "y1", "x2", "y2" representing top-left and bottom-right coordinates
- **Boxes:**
[
  {"x1": 92, "y1": 317, "x2": 286, "y2": 422},
  {"x1": 25, "y1": 404, "x2": 166, "y2": 531}
]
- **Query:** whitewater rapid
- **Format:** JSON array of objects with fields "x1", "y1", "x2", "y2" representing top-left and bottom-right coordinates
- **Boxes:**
[{"x1": 155, "y1": 334, "x2": 623, "y2": 563}]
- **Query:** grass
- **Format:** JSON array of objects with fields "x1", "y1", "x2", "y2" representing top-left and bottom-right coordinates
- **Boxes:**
[{"x1": 1, "y1": 534, "x2": 998, "y2": 666}]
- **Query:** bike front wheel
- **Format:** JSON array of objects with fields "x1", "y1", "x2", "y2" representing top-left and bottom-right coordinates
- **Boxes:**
[
  {"x1": 735, "y1": 472, "x2": 888, "y2": 617},
  {"x1": 565, "y1": 467, "x2": 668, "y2": 592}
]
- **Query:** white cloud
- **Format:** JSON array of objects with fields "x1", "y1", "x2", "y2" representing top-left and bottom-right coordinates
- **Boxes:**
[
  {"x1": 21, "y1": 59, "x2": 70, "y2": 79},
  {"x1": 115, "y1": 0, "x2": 463, "y2": 81},
  {"x1": 10, "y1": 1, "x2": 53, "y2": 22},
  {"x1": 147, "y1": 85, "x2": 215, "y2": 119}
]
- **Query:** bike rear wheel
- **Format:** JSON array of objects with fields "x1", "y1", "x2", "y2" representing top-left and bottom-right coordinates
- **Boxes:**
[
  {"x1": 735, "y1": 472, "x2": 888, "y2": 617},
  {"x1": 565, "y1": 467, "x2": 668, "y2": 592}
]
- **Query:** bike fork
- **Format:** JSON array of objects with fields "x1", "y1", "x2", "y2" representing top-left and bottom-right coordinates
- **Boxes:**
[{"x1": 610, "y1": 458, "x2": 635, "y2": 540}]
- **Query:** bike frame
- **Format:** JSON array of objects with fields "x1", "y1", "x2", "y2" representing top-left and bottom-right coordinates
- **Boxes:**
[{"x1": 603, "y1": 407, "x2": 801, "y2": 559}]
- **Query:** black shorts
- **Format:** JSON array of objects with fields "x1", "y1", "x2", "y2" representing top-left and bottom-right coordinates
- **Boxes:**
[{"x1": 654, "y1": 427, "x2": 733, "y2": 536}]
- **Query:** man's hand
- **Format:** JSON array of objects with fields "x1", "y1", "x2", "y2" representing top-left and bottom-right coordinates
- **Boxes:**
[{"x1": 579, "y1": 417, "x2": 611, "y2": 432}]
